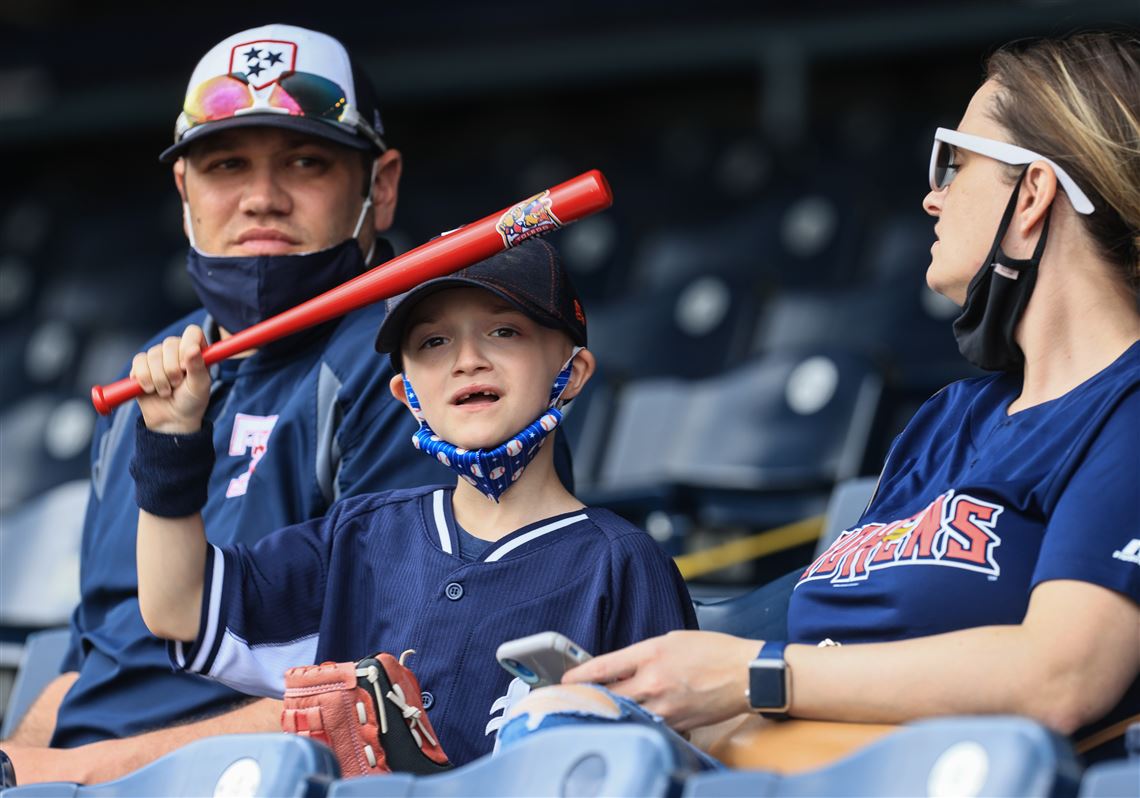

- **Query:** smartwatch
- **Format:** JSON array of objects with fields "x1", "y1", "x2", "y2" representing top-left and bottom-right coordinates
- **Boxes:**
[{"x1": 747, "y1": 640, "x2": 790, "y2": 719}]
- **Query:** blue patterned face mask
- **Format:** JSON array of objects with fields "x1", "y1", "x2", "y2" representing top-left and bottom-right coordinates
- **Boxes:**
[{"x1": 403, "y1": 348, "x2": 581, "y2": 502}]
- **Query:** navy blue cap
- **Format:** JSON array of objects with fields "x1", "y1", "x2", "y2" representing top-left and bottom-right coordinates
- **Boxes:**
[{"x1": 375, "y1": 239, "x2": 587, "y2": 370}]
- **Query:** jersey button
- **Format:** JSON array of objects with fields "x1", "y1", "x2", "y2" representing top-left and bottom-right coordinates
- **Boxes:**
[
  {"x1": 445, "y1": 582, "x2": 464, "y2": 601},
  {"x1": 421, "y1": 691, "x2": 434, "y2": 710}
]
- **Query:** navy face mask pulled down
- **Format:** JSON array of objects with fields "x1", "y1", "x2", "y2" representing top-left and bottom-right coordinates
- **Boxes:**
[
  {"x1": 952, "y1": 170, "x2": 1051, "y2": 372},
  {"x1": 186, "y1": 238, "x2": 367, "y2": 336},
  {"x1": 402, "y1": 350, "x2": 579, "y2": 502},
  {"x1": 184, "y1": 157, "x2": 387, "y2": 339}
]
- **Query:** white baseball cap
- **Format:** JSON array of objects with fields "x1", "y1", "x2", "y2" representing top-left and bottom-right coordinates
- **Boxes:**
[{"x1": 159, "y1": 23, "x2": 386, "y2": 162}]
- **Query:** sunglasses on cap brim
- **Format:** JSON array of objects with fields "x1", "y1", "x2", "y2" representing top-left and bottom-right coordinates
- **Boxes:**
[
  {"x1": 174, "y1": 71, "x2": 385, "y2": 152},
  {"x1": 929, "y1": 127, "x2": 1094, "y2": 215}
]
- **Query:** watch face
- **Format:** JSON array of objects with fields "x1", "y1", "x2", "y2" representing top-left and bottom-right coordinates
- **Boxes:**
[{"x1": 749, "y1": 661, "x2": 788, "y2": 711}]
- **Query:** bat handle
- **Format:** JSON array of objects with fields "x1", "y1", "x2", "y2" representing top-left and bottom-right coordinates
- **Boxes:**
[{"x1": 91, "y1": 378, "x2": 142, "y2": 416}]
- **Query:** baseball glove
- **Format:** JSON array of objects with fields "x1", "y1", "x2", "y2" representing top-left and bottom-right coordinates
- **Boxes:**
[{"x1": 282, "y1": 650, "x2": 452, "y2": 777}]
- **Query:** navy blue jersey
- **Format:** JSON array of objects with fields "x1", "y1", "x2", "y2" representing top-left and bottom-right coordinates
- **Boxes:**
[
  {"x1": 172, "y1": 485, "x2": 697, "y2": 765},
  {"x1": 54, "y1": 304, "x2": 457, "y2": 746},
  {"x1": 790, "y1": 341, "x2": 1139, "y2": 758}
]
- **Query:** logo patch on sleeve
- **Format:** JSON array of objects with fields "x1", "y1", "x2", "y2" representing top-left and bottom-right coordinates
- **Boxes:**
[{"x1": 1113, "y1": 539, "x2": 1140, "y2": 566}]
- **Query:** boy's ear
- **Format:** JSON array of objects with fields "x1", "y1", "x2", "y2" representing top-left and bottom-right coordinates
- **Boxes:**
[
  {"x1": 389, "y1": 372, "x2": 412, "y2": 411},
  {"x1": 561, "y1": 348, "x2": 596, "y2": 402}
]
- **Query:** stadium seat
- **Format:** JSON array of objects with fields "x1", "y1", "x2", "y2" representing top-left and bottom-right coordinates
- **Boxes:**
[
  {"x1": 1078, "y1": 757, "x2": 1140, "y2": 797},
  {"x1": 631, "y1": 171, "x2": 866, "y2": 296},
  {"x1": 0, "y1": 396, "x2": 93, "y2": 513},
  {"x1": 586, "y1": 272, "x2": 759, "y2": 382},
  {"x1": 0, "y1": 319, "x2": 39, "y2": 410},
  {"x1": 557, "y1": 364, "x2": 617, "y2": 492},
  {"x1": 327, "y1": 724, "x2": 705, "y2": 797},
  {"x1": 753, "y1": 207, "x2": 982, "y2": 398},
  {"x1": 692, "y1": 568, "x2": 798, "y2": 640},
  {"x1": 597, "y1": 350, "x2": 882, "y2": 495},
  {"x1": 692, "y1": 475, "x2": 879, "y2": 637},
  {"x1": 0, "y1": 734, "x2": 339, "y2": 798},
  {"x1": 815, "y1": 476, "x2": 878, "y2": 556},
  {"x1": 630, "y1": 202, "x2": 779, "y2": 292},
  {"x1": 0, "y1": 628, "x2": 71, "y2": 739},
  {"x1": 0, "y1": 478, "x2": 86, "y2": 628},
  {"x1": 682, "y1": 716, "x2": 1082, "y2": 797}
]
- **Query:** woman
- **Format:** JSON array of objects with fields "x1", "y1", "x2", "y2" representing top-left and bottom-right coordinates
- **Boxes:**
[{"x1": 501, "y1": 32, "x2": 1140, "y2": 765}]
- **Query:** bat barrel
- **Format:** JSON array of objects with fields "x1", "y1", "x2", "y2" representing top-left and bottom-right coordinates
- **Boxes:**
[{"x1": 89, "y1": 170, "x2": 613, "y2": 415}]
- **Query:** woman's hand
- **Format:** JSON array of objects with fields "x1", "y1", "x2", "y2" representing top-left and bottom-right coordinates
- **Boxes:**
[
  {"x1": 562, "y1": 630, "x2": 762, "y2": 731},
  {"x1": 131, "y1": 325, "x2": 211, "y2": 433}
]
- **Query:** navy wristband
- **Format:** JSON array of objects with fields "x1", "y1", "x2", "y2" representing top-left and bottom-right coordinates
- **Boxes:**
[{"x1": 130, "y1": 416, "x2": 215, "y2": 517}]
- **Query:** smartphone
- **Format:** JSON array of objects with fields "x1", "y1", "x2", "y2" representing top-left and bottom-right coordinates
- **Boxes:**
[{"x1": 495, "y1": 631, "x2": 593, "y2": 687}]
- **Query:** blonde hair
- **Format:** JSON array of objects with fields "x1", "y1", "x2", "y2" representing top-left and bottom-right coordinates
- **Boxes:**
[{"x1": 985, "y1": 33, "x2": 1140, "y2": 289}]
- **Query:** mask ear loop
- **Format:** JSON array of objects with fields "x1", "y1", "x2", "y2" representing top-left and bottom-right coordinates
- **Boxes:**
[
  {"x1": 182, "y1": 201, "x2": 199, "y2": 251},
  {"x1": 550, "y1": 346, "x2": 584, "y2": 411},
  {"x1": 353, "y1": 158, "x2": 380, "y2": 263},
  {"x1": 401, "y1": 375, "x2": 427, "y2": 424}
]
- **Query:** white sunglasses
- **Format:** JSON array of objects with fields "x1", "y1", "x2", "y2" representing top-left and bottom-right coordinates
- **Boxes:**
[{"x1": 929, "y1": 127, "x2": 1094, "y2": 215}]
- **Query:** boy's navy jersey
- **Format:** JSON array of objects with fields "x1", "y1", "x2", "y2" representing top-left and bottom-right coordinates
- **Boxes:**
[
  {"x1": 54, "y1": 304, "x2": 455, "y2": 747},
  {"x1": 172, "y1": 485, "x2": 698, "y2": 765},
  {"x1": 790, "y1": 341, "x2": 1140, "y2": 760}
]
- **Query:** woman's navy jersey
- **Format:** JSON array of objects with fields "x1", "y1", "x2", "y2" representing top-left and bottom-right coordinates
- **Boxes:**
[
  {"x1": 790, "y1": 340, "x2": 1140, "y2": 759},
  {"x1": 172, "y1": 485, "x2": 698, "y2": 765}
]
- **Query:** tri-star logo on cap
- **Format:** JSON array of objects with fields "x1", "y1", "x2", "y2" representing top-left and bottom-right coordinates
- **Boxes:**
[
  {"x1": 160, "y1": 23, "x2": 387, "y2": 162},
  {"x1": 230, "y1": 39, "x2": 298, "y2": 89}
]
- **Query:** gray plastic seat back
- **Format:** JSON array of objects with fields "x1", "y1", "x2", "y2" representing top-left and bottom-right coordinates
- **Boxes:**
[
  {"x1": 328, "y1": 724, "x2": 703, "y2": 797},
  {"x1": 815, "y1": 476, "x2": 878, "y2": 557},
  {"x1": 1, "y1": 627, "x2": 71, "y2": 739},
  {"x1": 1078, "y1": 757, "x2": 1140, "y2": 797},
  {"x1": 682, "y1": 716, "x2": 1081, "y2": 798},
  {"x1": 2, "y1": 734, "x2": 339, "y2": 798}
]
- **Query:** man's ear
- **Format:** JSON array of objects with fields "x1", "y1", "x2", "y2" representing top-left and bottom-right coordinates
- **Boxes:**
[
  {"x1": 173, "y1": 158, "x2": 191, "y2": 238},
  {"x1": 389, "y1": 371, "x2": 412, "y2": 411},
  {"x1": 560, "y1": 348, "x2": 597, "y2": 402},
  {"x1": 371, "y1": 149, "x2": 403, "y2": 233}
]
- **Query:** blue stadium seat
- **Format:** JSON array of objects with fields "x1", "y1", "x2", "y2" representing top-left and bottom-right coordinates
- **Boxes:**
[
  {"x1": 0, "y1": 628, "x2": 71, "y2": 739},
  {"x1": 0, "y1": 734, "x2": 339, "y2": 798},
  {"x1": 34, "y1": 193, "x2": 190, "y2": 334},
  {"x1": 596, "y1": 350, "x2": 881, "y2": 496},
  {"x1": 815, "y1": 476, "x2": 878, "y2": 556},
  {"x1": 557, "y1": 364, "x2": 617, "y2": 492},
  {"x1": 327, "y1": 724, "x2": 705, "y2": 797},
  {"x1": 0, "y1": 319, "x2": 40, "y2": 409},
  {"x1": 1078, "y1": 757, "x2": 1140, "y2": 797},
  {"x1": 630, "y1": 202, "x2": 780, "y2": 291},
  {"x1": 586, "y1": 272, "x2": 759, "y2": 382},
  {"x1": 682, "y1": 716, "x2": 1082, "y2": 797},
  {"x1": 557, "y1": 212, "x2": 630, "y2": 303},
  {"x1": 753, "y1": 209, "x2": 982, "y2": 397},
  {"x1": 631, "y1": 171, "x2": 866, "y2": 296},
  {"x1": 0, "y1": 395, "x2": 92, "y2": 512},
  {"x1": 692, "y1": 476, "x2": 879, "y2": 637},
  {"x1": 693, "y1": 568, "x2": 799, "y2": 640}
]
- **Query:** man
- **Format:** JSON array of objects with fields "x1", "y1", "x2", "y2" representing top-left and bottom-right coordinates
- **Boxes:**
[{"x1": 1, "y1": 23, "x2": 458, "y2": 783}]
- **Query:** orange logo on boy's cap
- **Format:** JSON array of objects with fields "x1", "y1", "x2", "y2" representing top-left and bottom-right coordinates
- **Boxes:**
[{"x1": 573, "y1": 299, "x2": 586, "y2": 325}]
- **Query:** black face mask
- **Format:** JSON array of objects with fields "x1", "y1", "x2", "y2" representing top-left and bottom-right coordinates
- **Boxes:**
[
  {"x1": 952, "y1": 171, "x2": 1051, "y2": 372},
  {"x1": 185, "y1": 237, "x2": 394, "y2": 337}
]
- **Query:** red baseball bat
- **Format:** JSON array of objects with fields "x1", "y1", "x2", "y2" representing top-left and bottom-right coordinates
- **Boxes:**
[{"x1": 91, "y1": 169, "x2": 613, "y2": 415}]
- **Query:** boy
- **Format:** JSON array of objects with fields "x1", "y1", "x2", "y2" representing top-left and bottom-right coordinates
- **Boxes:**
[{"x1": 131, "y1": 239, "x2": 697, "y2": 765}]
